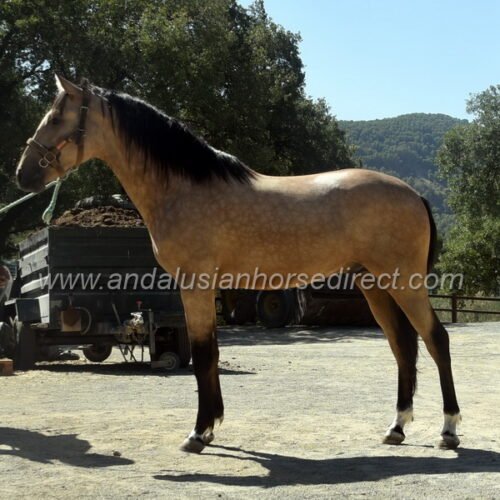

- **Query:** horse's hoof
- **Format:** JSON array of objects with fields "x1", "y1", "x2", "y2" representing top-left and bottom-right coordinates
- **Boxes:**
[
  {"x1": 180, "y1": 436, "x2": 205, "y2": 454},
  {"x1": 383, "y1": 428, "x2": 405, "y2": 445},
  {"x1": 439, "y1": 432, "x2": 460, "y2": 449},
  {"x1": 203, "y1": 431, "x2": 215, "y2": 445}
]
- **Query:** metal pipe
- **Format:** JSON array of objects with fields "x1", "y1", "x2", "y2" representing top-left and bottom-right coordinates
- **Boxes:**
[{"x1": 0, "y1": 181, "x2": 58, "y2": 216}]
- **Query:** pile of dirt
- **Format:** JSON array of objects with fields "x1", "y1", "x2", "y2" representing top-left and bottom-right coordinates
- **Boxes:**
[{"x1": 52, "y1": 206, "x2": 145, "y2": 228}]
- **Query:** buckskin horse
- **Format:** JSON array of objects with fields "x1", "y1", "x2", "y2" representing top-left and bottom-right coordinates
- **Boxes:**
[{"x1": 16, "y1": 75, "x2": 461, "y2": 453}]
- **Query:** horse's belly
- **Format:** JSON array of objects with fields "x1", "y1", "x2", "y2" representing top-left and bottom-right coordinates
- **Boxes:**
[{"x1": 217, "y1": 223, "x2": 349, "y2": 282}]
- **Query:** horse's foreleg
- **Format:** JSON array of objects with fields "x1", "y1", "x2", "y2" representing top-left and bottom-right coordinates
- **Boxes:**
[
  {"x1": 179, "y1": 289, "x2": 223, "y2": 453},
  {"x1": 357, "y1": 283, "x2": 418, "y2": 445}
]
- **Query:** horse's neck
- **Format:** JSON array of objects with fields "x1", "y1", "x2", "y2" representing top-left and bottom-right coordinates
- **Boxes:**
[
  {"x1": 87, "y1": 104, "x2": 195, "y2": 237},
  {"x1": 103, "y1": 145, "x2": 177, "y2": 231}
]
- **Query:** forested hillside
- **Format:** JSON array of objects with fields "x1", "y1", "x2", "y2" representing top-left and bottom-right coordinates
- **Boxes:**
[
  {"x1": 340, "y1": 113, "x2": 467, "y2": 178},
  {"x1": 340, "y1": 114, "x2": 468, "y2": 225}
]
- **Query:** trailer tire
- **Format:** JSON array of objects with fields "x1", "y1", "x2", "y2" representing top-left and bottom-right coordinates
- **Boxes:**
[
  {"x1": 176, "y1": 327, "x2": 191, "y2": 368},
  {"x1": 257, "y1": 290, "x2": 295, "y2": 328},
  {"x1": 158, "y1": 351, "x2": 180, "y2": 371},
  {"x1": 13, "y1": 321, "x2": 37, "y2": 371},
  {"x1": 83, "y1": 344, "x2": 112, "y2": 363}
]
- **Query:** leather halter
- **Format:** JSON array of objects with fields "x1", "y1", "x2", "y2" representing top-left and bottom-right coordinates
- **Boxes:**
[{"x1": 26, "y1": 87, "x2": 91, "y2": 177}]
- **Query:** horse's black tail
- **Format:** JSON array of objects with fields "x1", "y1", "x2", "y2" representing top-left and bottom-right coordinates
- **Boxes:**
[{"x1": 420, "y1": 197, "x2": 438, "y2": 273}]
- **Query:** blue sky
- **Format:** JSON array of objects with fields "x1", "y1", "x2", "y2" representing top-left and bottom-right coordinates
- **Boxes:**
[{"x1": 240, "y1": 0, "x2": 500, "y2": 120}]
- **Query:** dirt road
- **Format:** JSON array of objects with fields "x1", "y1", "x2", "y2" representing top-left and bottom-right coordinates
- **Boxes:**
[{"x1": 1, "y1": 322, "x2": 499, "y2": 498}]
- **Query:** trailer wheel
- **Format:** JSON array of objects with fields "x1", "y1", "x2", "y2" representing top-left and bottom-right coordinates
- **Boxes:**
[
  {"x1": 176, "y1": 327, "x2": 191, "y2": 368},
  {"x1": 83, "y1": 344, "x2": 112, "y2": 363},
  {"x1": 257, "y1": 290, "x2": 295, "y2": 328},
  {"x1": 13, "y1": 321, "x2": 37, "y2": 371},
  {"x1": 158, "y1": 351, "x2": 180, "y2": 371}
]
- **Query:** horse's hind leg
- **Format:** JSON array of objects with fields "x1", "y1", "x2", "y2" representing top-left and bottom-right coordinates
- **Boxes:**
[
  {"x1": 390, "y1": 287, "x2": 461, "y2": 449},
  {"x1": 357, "y1": 283, "x2": 418, "y2": 444},
  {"x1": 179, "y1": 289, "x2": 224, "y2": 453}
]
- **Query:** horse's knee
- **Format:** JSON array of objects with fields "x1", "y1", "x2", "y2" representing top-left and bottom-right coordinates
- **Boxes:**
[
  {"x1": 189, "y1": 336, "x2": 224, "y2": 432},
  {"x1": 191, "y1": 337, "x2": 219, "y2": 373}
]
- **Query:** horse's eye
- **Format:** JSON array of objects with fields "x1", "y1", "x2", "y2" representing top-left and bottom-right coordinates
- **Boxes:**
[{"x1": 51, "y1": 117, "x2": 61, "y2": 126}]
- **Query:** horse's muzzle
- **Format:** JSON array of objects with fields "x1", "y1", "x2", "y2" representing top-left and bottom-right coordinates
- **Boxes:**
[{"x1": 16, "y1": 162, "x2": 46, "y2": 193}]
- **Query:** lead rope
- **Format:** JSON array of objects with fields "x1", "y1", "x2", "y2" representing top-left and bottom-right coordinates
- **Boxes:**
[
  {"x1": 0, "y1": 178, "x2": 64, "y2": 225},
  {"x1": 41, "y1": 177, "x2": 64, "y2": 225},
  {"x1": 0, "y1": 180, "x2": 58, "y2": 217}
]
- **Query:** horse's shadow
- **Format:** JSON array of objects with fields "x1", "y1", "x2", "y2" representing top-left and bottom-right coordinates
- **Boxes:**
[
  {"x1": 0, "y1": 427, "x2": 134, "y2": 467},
  {"x1": 155, "y1": 445, "x2": 500, "y2": 486}
]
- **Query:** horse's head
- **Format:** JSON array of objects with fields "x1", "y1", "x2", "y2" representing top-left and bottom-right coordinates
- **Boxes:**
[{"x1": 16, "y1": 75, "x2": 102, "y2": 192}]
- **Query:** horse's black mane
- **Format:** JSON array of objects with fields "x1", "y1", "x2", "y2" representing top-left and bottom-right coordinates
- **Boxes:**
[{"x1": 98, "y1": 88, "x2": 256, "y2": 184}]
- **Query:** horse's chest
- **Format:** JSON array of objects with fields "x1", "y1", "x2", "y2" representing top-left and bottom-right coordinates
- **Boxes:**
[{"x1": 148, "y1": 219, "x2": 214, "y2": 271}]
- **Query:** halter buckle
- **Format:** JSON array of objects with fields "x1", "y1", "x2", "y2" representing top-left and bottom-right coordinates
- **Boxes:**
[
  {"x1": 38, "y1": 150, "x2": 58, "y2": 169},
  {"x1": 39, "y1": 157, "x2": 50, "y2": 169}
]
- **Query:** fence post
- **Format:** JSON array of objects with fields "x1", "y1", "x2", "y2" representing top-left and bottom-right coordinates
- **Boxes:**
[{"x1": 451, "y1": 293, "x2": 458, "y2": 323}]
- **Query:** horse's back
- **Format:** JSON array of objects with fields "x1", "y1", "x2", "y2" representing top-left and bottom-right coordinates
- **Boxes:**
[
  {"x1": 256, "y1": 168, "x2": 416, "y2": 198},
  {"x1": 251, "y1": 168, "x2": 425, "y2": 224}
]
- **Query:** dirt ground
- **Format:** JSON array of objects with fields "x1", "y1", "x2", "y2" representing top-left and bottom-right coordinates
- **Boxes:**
[{"x1": 0, "y1": 322, "x2": 499, "y2": 499}]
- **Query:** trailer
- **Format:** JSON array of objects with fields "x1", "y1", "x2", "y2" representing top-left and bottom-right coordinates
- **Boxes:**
[
  {"x1": 0, "y1": 226, "x2": 190, "y2": 371},
  {"x1": 220, "y1": 278, "x2": 376, "y2": 328}
]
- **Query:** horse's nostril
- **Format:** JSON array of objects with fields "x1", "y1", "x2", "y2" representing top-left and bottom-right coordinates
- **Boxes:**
[
  {"x1": 16, "y1": 167, "x2": 28, "y2": 185},
  {"x1": 16, "y1": 165, "x2": 45, "y2": 193},
  {"x1": 16, "y1": 169, "x2": 26, "y2": 186}
]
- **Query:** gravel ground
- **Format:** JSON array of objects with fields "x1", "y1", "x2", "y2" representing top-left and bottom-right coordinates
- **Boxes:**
[{"x1": 0, "y1": 322, "x2": 499, "y2": 499}]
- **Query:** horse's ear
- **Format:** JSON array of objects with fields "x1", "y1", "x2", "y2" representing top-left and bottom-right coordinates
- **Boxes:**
[{"x1": 55, "y1": 74, "x2": 82, "y2": 95}]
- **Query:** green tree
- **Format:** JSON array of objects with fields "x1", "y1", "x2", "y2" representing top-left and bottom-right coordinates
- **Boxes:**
[{"x1": 437, "y1": 85, "x2": 500, "y2": 295}]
